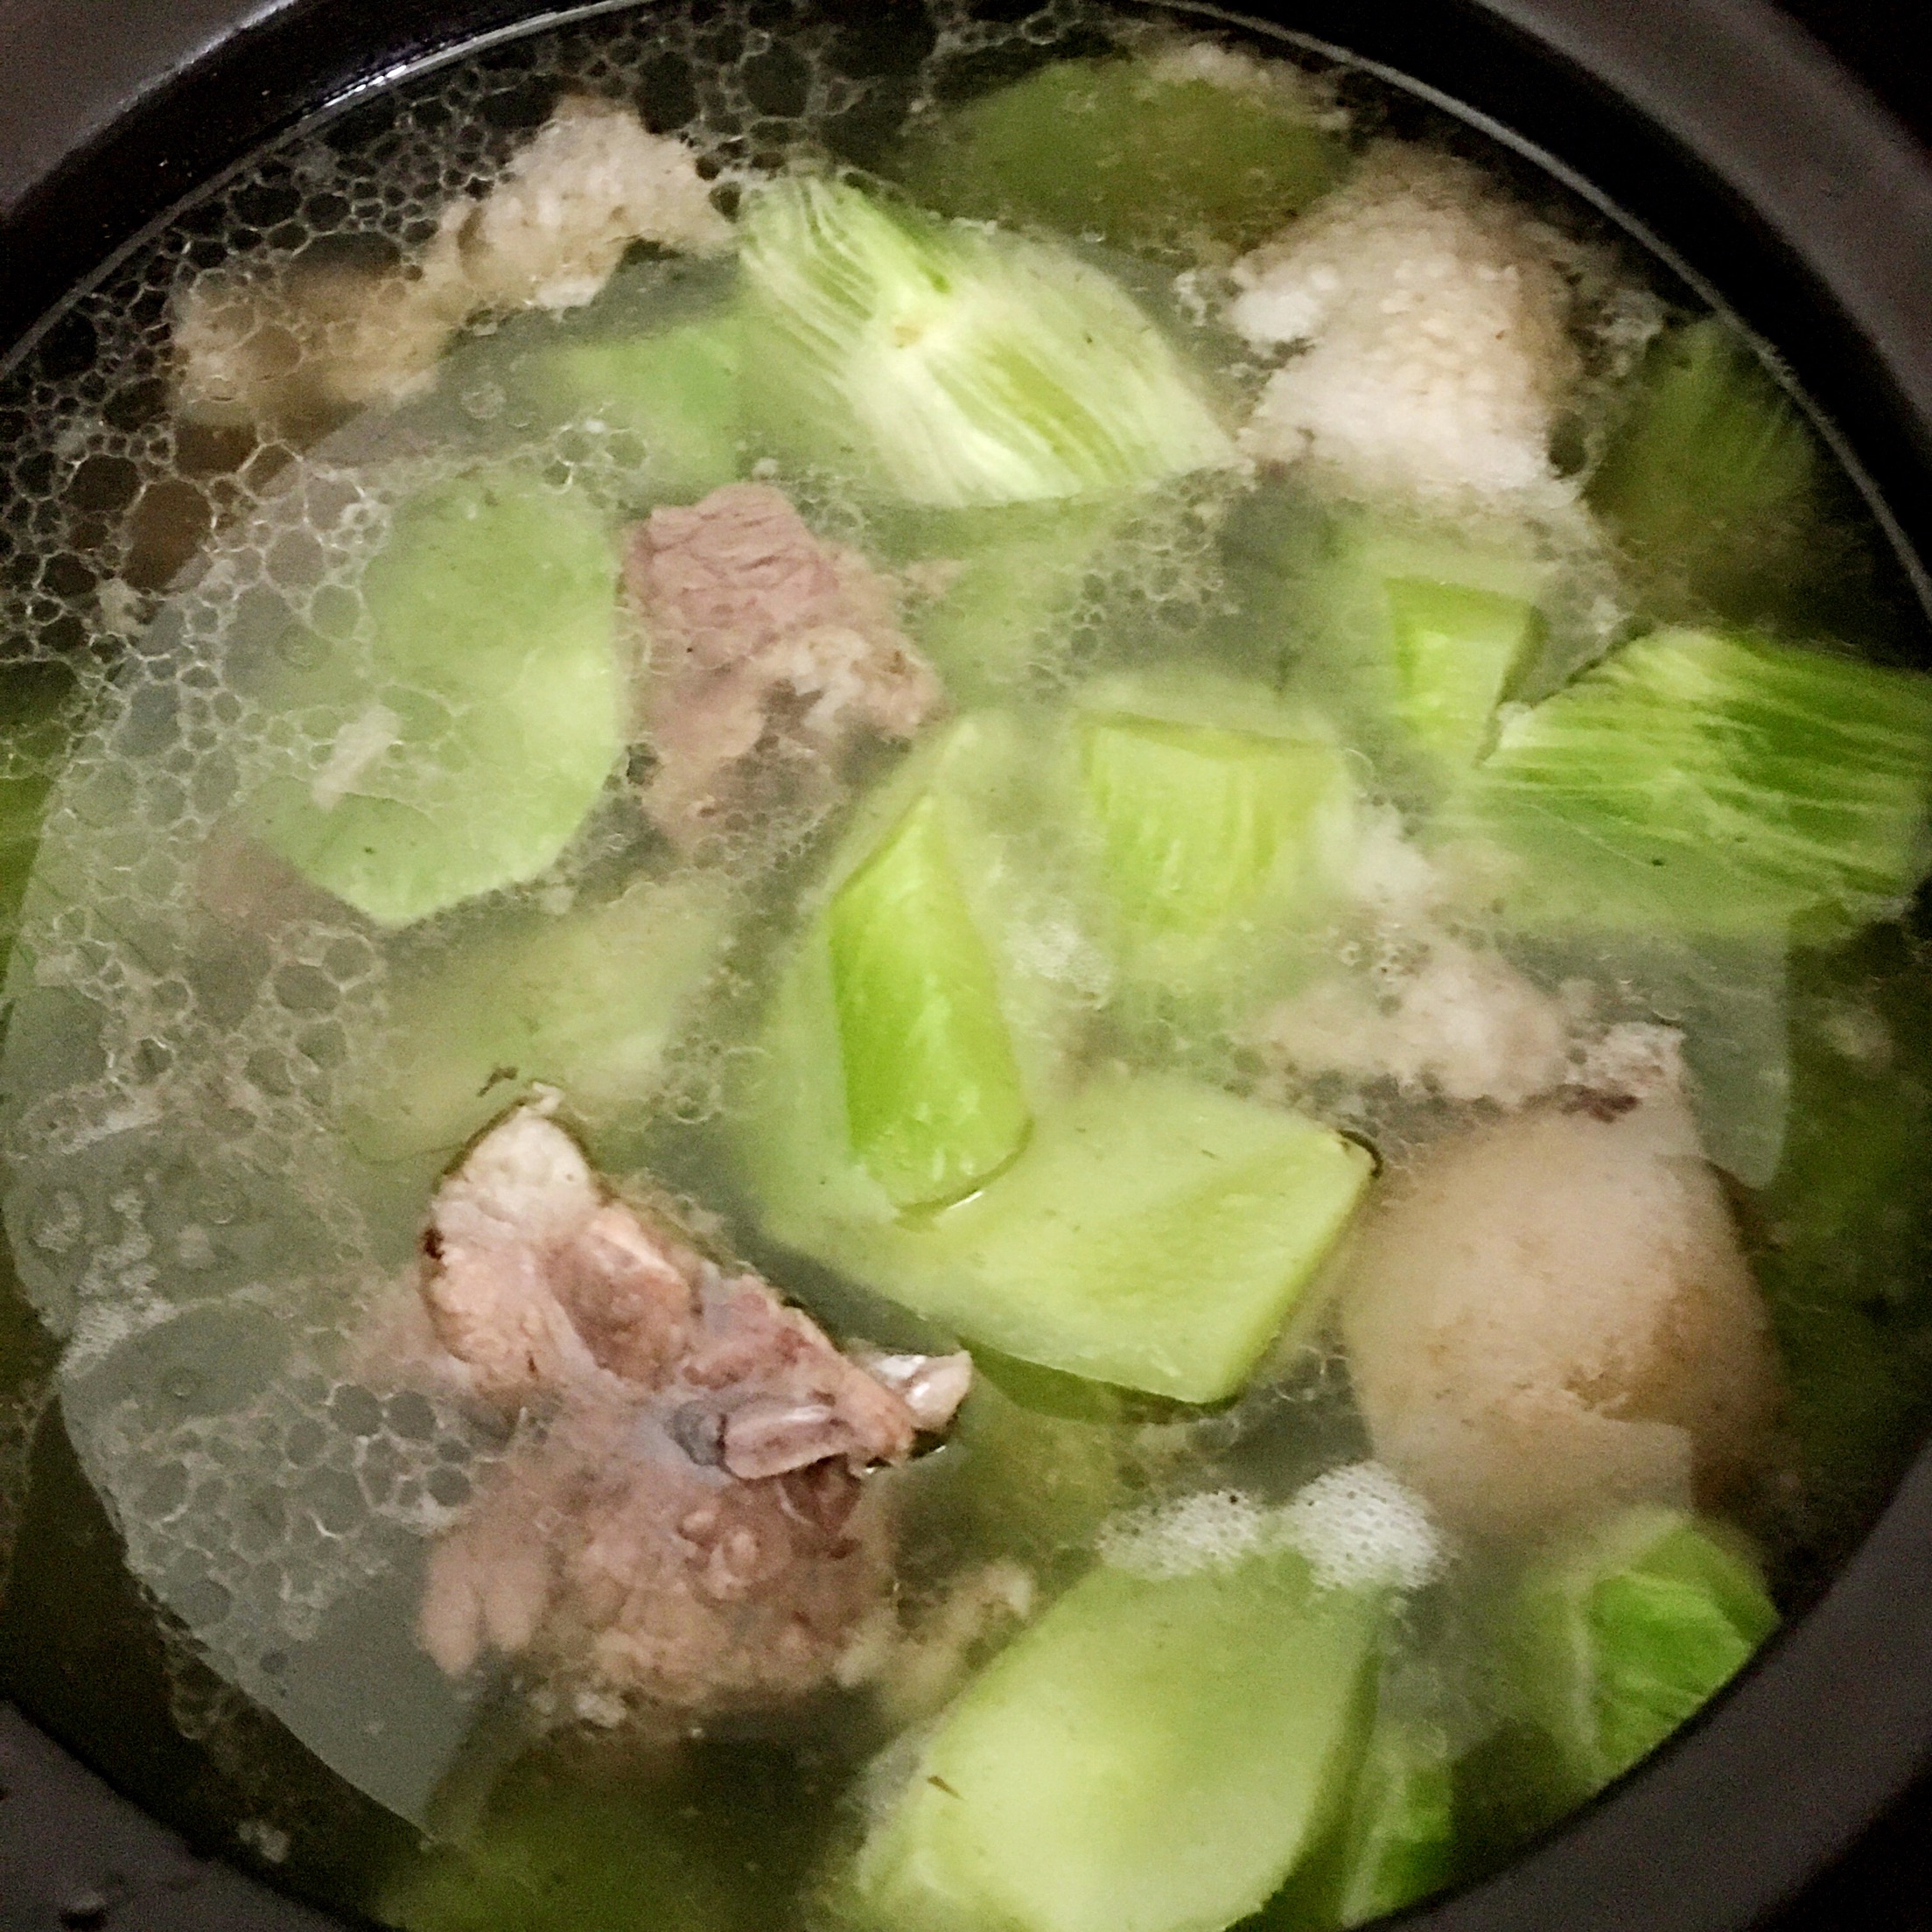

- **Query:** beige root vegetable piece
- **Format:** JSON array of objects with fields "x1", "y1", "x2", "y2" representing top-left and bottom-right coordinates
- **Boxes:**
[
  {"x1": 1228, "y1": 145, "x2": 1578, "y2": 505},
  {"x1": 173, "y1": 94, "x2": 729, "y2": 431},
  {"x1": 1339, "y1": 1088, "x2": 1779, "y2": 1539}
]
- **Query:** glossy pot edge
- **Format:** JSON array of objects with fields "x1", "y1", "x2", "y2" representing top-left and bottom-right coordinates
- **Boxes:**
[{"x1": 3, "y1": 3, "x2": 1932, "y2": 1928}]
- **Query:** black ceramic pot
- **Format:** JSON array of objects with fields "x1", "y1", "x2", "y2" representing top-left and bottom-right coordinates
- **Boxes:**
[{"x1": 3, "y1": 3, "x2": 1932, "y2": 1928}]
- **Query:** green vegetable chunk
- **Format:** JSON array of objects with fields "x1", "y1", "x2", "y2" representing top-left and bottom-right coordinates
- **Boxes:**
[
  {"x1": 1079, "y1": 712, "x2": 1349, "y2": 935},
  {"x1": 340, "y1": 873, "x2": 733, "y2": 1162},
  {"x1": 738, "y1": 178, "x2": 1234, "y2": 508},
  {"x1": 830, "y1": 794, "x2": 1032, "y2": 1208},
  {"x1": 1384, "y1": 577, "x2": 1542, "y2": 766},
  {"x1": 1754, "y1": 932, "x2": 1932, "y2": 1512},
  {"x1": 1587, "y1": 318, "x2": 1818, "y2": 623},
  {"x1": 1264, "y1": 1706, "x2": 1457, "y2": 1928},
  {"x1": 1512, "y1": 1506, "x2": 1778, "y2": 1802},
  {"x1": 1326, "y1": 1718, "x2": 1458, "y2": 1927},
  {"x1": 848, "y1": 1546, "x2": 1382, "y2": 1932},
  {"x1": 1466, "y1": 626, "x2": 1932, "y2": 934},
  {"x1": 754, "y1": 1057, "x2": 1372, "y2": 1401},
  {"x1": 252, "y1": 473, "x2": 623, "y2": 927},
  {"x1": 886, "y1": 499, "x2": 1125, "y2": 702},
  {"x1": 516, "y1": 317, "x2": 744, "y2": 502},
  {"x1": 893, "y1": 52, "x2": 1343, "y2": 256}
]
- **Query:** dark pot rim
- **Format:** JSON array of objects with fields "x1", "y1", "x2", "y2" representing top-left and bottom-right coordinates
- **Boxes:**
[{"x1": 4, "y1": 3, "x2": 1932, "y2": 1928}]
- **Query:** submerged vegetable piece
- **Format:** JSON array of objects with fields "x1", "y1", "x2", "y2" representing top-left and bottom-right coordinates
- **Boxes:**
[
  {"x1": 1466, "y1": 627, "x2": 1932, "y2": 934},
  {"x1": 1587, "y1": 318, "x2": 1819, "y2": 624},
  {"x1": 847, "y1": 1544, "x2": 1382, "y2": 1932},
  {"x1": 831, "y1": 795, "x2": 1032, "y2": 1208},
  {"x1": 893, "y1": 46, "x2": 1342, "y2": 256},
  {"x1": 518, "y1": 315, "x2": 745, "y2": 502},
  {"x1": 1384, "y1": 577, "x2": 1543, "y2": 766},
  {"x1": 1228, "y1": 496, "x2": 1550, "y2": 786},
  {"x1": 898, "y1": 1354, "x2": 1136, "y2": 1576},
  {"x1": 1751, "y1": 931, "x2": 1932, "y2": 1519},
  {"x1": 738, "y1": 178, "x2": 1234, "y2": 507},
  {"x1": 1267, "y1": 1712, "x2": 1458, "y2": 1928},
  {"x1": 381, "y1": 1734, "x2": 830, "y2": 1932},
  {"x1": 1511, "y1": 1506, "x2": 1778, "y2": 1802},
  {"x1": 758, "y1": 1065, "x2": 1372, "y2": 1403},
  {"x1": 1078, "y1": 711, "x2": 1350, "y2": 935},
  {"x1": 1325, "y1": 1718, "x2": 1458, "y2": 1927},
  {"x1": 887, "y1": 497, "x2": 1124, "y2": 702},
  {"x1": 1340, "y1": 1086, "x2": 1779, "y2": 1538},
  {"x1": 252, "y1": 472, "x2": 623, "y2": 926},
  {"x1": 339, "y1": 873, "x2": 733, "y2": 1162}
]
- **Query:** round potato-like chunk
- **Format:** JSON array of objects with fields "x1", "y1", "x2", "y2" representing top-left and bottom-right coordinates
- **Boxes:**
[{"x1": 1339, "y1": 1091, "x2": 1779, "y2": 1540}]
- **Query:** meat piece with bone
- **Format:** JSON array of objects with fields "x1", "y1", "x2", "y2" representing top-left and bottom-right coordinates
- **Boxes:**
[
  {"x1": 415, "y1": 1104, "x2": 970, "y2": 1716},
  {"x1": 626, "y1": 483, "x2": 942, "y2": 844},
  {"x1": 173, "y1": 95, "x2": 728, "y2": 433}
]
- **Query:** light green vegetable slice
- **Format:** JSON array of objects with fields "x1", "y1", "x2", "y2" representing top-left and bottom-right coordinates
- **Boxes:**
[
  {"x1": 738, "y1": 178, "x2": 1234, "y2": 508},
  {"x1": 848, "y1": 1545, "x2": 1382, "y2": 1932},
  {"x1": 1326, "y1": 1718, "x2": 1458, "y2": 1927},
  {"x1": 892, "y1": 52, "x2": 1344, "y2": 256},
  {"x1": 340, "y1": 873, "x2": 734, "y2": 1162},
  {"x1": 886, "y1": 498, "x2": 1125, "y2": 702},
  {"x1": 751, "y1": 1049, "x2": 1372, "y2": 1401},
  {"x1": 830, "y1": 794, "x2": 1032, "y2": 1208},
  {"x1": 251, "y1": 473, "x2": 623, "y2": 927},
  {"x1": 1079, "y1": 711, "x2": 1350, "y2": 935},
  {"x1": 515, "y1": 317, "x2": 745, "y2": 502},
  {"x1": 1512, "y1": 1505, "x2": 1778, "y2": 1802},
  {"x1": 1384, "y1": 576, "x2": 1543, "y2": 766},
  {"x1": 1464, "y1": 626, "x2": 1932, "y2": 934},
  {"x1": 1587, "y1": 318, "x2": 1818, "y2": 623}
]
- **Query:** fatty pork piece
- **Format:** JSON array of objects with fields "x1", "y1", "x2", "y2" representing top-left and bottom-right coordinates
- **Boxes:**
[
  {"x1": 174, "y1": 95, "x2": 729, "y2": 432},
  {"x1": 1338, "y1": 1085, "x2": 1779, "y2": 1540},
  {"x1": 1227, "y1": 144, "x2": 1579, "y2": 507},
  {"x1": 416, "y1": 1106, "x2": 970, "y2": 1712},
  {"x1": 625, "y1": 483, "x2": 942, "y2": 844}
]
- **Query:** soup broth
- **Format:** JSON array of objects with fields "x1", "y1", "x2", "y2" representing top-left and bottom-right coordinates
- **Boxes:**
[{"x1": 3, "y1": 4, "x2": 1932, "y2": 1928}]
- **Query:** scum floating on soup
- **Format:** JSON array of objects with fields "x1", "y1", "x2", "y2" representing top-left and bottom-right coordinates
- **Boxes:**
[{"x1": 3, "y1": 4, "x2": 1932, "y2": 1928}]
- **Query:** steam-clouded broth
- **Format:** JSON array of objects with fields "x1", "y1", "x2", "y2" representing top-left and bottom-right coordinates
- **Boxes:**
[{"x1": 3, "y1": 4, "x2": 1932, "y2": 1928}]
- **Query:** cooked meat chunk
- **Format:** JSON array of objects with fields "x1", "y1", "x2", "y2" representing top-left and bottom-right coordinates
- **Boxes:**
[
  {"x1": 420, "y1": 1106, "x2": 608, "y2": 1404},
  {"x1": 855, "y1": 1350, "x2": 977, "y2": 1434},
  {"x1": 172, "y1": 252, "x2": 469, "y2": 431},
  {"x1": 1228, "y1": 146, "x2": 1579, "y2": 506},
  {"x1": 173, "y1": 96, "x2": 726, "y2": 432},
  {"x1": 419, "y1": 1408, "x2": 891, "y2": 1706},
  {"x1": 428, "y1": 93, "x2": 729, "y2": 313},
  {"x1": 626, "y1": 484, "x2": 942, "y2": 842},
  {"x1": 413, "y1": 1103, "x2": 971, "y2": 1716}
]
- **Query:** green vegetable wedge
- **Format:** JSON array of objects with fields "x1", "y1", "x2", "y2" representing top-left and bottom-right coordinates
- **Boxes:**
[
  {"x1": 848, "y1": 1545, "x2": 1383, "y2": 1932},
  {"x1": 892, "y1": 52, "x2": 1343, "y2": 256},
  {"x1": 251, "y1": 473, "x2": 623, "y2": 927},
  {"x1": 738, "y1": 178, "x2": 1234, "y2": 508},
  {"x1": 1511, "y1": 1506, "x2": 1778, "y2": 1802},
  {"x1": 340, "y1": 873, "x2": 734, "y2": 1162},
  {"x1": 1464, "y1": 626, "x2": 1932, "y2": 934},
  {"x1": 830, "y1": 794, "x2": 1032, "y2": 1208}
]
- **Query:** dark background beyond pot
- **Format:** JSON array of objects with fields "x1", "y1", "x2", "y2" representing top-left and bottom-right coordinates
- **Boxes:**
[{"x1": 4, "y1": 2, "x2": 1932, "y2": 1928}]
